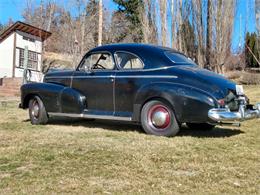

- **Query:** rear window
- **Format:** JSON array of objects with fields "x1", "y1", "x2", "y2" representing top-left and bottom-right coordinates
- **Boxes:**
[{"x1": 165, "y1": 51, "x2": 196, "y2": 65}]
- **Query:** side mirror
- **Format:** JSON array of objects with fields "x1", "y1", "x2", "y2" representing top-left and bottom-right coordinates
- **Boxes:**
[{"x1": 100, "y1": 54, "x2": 107, "y2": 60}]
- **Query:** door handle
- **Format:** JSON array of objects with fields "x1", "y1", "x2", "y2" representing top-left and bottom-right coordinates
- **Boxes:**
[{"x1": 110, "y1": 75, "x2": 115, "y2": 82}]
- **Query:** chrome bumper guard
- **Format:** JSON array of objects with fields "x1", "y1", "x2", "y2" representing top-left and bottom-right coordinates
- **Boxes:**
[{"x1": 208, "y1": 103, "x2": 260, "y2": 122}]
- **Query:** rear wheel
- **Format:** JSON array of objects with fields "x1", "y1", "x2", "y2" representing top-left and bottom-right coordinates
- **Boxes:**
[
  {"x1": 141, "y1": 100, "x2": 180, "y2": 137},
  {"x1": 29, "y1": 96, "x2": 48, "y2": 125},
  {"x1": 186, "y1": 123, "x2": 215, "y2": 131}
]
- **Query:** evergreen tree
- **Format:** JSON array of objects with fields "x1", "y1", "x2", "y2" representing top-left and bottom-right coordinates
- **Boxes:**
[
  {"x1": 85, "y1": 0, "x2": 99, "y2": 44},
  {"x1": 0, "y1": 23, "x2": 3, "y2": 34},
  {"x1": 245, "y1": 32, "x2": 260, "y2": 68},
  {"x1": 0, "y1": 23, "x2": 8, "y2": 35},
  {"x1": 113, "y1": 0, "x2": 144, "y2": 42}
]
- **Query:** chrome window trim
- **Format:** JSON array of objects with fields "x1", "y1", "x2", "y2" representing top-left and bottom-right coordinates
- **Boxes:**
[
  {"x1": 114, "y1": 50, "x2": 144, "y2": 70},
  {"x1": 77, "y1": 50, "x2": 117, "y2": 72},
  {"x1": 164, "y1": 51, "x2": 196, "y2": 65},
  {"x1": 115, "y1": 75, "x2": 178, "y2": 78}
]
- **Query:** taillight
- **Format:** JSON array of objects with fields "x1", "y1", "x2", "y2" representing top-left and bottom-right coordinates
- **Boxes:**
[{"x1": 218, "y1": 99, "x2": 225, "y2": 106}]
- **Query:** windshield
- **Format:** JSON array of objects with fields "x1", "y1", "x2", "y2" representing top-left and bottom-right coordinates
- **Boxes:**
[{"x1": 165, "y1": 51, "x2": 196, "y2": 65}]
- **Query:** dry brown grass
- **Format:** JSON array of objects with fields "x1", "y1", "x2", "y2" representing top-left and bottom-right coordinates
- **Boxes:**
[
  {"x1": 44, "y1": 52, "x2": 74, "y2": 62},
  {"x1": 240, "y1": 72, "x2": 260, "y2": 85},
  {"x1": 0, "y1": 86, "x2": 259, "y2": 194},
  {"x1": 225, "y1": 71, "x2": 241, "y2": 80},
  {"x1": 225, "y1": 71, "x2": 260, "y2": 85},
  {"x1": 43, "y1": 52, "x2": 75, "y2": 69}
]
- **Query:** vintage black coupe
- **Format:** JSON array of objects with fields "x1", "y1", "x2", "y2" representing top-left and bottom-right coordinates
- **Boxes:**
[{"x1": 20, "y1": 44, "x2": 260, "y2": 137}]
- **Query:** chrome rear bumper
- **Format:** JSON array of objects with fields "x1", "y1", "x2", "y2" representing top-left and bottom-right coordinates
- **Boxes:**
[{"x1": 208, "y1": 103, "x2": 260, "y2": 122}]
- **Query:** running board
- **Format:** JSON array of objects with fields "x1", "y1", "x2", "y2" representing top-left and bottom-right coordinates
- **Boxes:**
[{"x1": 48, "y1": 112, "x2": 132, "y2": 121}]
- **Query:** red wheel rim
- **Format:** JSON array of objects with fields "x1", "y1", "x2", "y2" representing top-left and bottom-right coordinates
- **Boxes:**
[{"x1": 148, "y1": 104, "x2": 171, "y2": 130}]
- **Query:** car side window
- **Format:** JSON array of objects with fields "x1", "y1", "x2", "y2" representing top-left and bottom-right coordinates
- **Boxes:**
[
  {"x1": 79, "y1": 53, "x2": 114, "y2": 71},
  {"x1": 165, "y1": 51, "x2": 196, "y2": 65},
  {"x1": 115, "y1": 52, "x2": 143, "y2": 70}
]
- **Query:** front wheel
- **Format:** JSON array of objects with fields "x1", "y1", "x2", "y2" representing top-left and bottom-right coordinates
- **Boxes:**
[
  {"x1": 141, "y1": 100, "x2": 180, "y2": 137},
  {"x1": 29, "y1": 96, "x2": 48, "y2": 125}
]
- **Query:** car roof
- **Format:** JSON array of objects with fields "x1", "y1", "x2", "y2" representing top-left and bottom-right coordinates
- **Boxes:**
[
  {"x1": 90, "y1": 43, "x2": 176, "y2": 53},
  {"x1": 89, "y1": 43, "x2": 180, "y2": 69}
]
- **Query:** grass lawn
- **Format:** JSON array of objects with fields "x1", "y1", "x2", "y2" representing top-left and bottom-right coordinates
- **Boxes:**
[{"x1": 0, "y1": 86, "x2": 259, "y2": 194}]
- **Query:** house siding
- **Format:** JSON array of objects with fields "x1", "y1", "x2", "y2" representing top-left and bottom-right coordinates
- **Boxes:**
[
  {"x1": 0, "y1": 32, "x2": 15, "y2": 78},
  {"x1": 16, "y1": 30, "x2": 42, "y2": 53}
]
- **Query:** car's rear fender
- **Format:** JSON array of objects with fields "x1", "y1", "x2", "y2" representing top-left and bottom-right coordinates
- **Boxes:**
[
  {"x1": 20, "y1": 82, "x2": 86, "y2": 114},
  {"x1": 133, "y1": 82, "x2": 218, "y2": 123}
]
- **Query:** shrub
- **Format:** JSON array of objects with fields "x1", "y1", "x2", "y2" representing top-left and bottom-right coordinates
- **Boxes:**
[{"x1": 224, "y1": 54, "x2": 245, "y2": 71}]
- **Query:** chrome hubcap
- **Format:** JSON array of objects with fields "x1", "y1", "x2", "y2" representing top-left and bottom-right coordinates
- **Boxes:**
[
  {"x1": 152, "y1": 111, "x2": 168, "y2": 127},
  {"x1": 32, "y1": 100, "x2": 39, "y2": 119},
  {"x1": 148, "y1": 105, "x2": 171, "y2": 130}
]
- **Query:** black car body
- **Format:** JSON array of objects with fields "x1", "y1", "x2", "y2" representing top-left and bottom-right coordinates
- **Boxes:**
[{"x1": 20, "y1": 44, "x2": 260, "y2": 136}]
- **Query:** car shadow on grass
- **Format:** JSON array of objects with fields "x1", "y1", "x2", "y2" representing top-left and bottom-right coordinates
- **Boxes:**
[
  {"x1": 23, "y1": 117, "x2": 244, "y2": 138},
  {"x1": 178, "y1": 126, "x2": 244, "y2": 138},
  {"x1": 46, "y1": 117, "x2": 144, "y2": 133}
]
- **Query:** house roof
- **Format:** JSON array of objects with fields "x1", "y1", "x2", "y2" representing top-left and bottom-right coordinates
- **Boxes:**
[{"x1": 0, "y1": 21, "x2": 51, "y2": 42}]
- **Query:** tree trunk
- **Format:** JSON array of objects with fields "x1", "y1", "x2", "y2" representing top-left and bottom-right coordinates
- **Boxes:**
[
  {"x1": 206, "y1": 0, "x2": 212, "y2": 68},
  {"x1": 160, "y1": 0, "x2": 167, "y2": 46},
  {"x1": 177, "y1": 0, "x2": 183, "y2": 51},
  {"x1": 98, "y1": 0, "x2": 103, "y2": 46},
  {"x1": 171, "y1": 0, "x2": 176, "y2": 49}
]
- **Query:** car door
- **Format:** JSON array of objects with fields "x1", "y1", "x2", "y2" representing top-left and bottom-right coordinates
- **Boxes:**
[
  {"x1": 72, "y1": 52, "x2": 116, "y2": 115},
  {"x1": 114, "y1": 51, "x2": 145, "y2": 117}
]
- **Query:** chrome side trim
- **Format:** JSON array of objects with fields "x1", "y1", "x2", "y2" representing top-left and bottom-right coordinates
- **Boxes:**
[
  {"x1": 83, "y1": 114, "x2": 132, "y2": 121},
  {"x1": 116, "y1": 75, "x2": 178, "y2": 79},
  {"x1": 114, "y1": 66, "x2": 174, "y2": 72},
  {"x1": 48, "y1": 112, "x2": 132, "y2": 121},
  {"x1": 49, "y1": 112, "x2": 84, "y2": 118},
  {"x1": 69, "y1": 75, "x2": 73, "y2": 87},
  {"x1": 45, "y1": 75, "x2": 178, "y2": 79},
  {"x1": 112, "y1": 75, "x2": 116, "y2": 115}
]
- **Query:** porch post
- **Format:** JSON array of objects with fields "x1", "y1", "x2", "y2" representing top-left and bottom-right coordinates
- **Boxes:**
[{"x1": 23, "y1": 46, "x2": 29, "y2": 84}]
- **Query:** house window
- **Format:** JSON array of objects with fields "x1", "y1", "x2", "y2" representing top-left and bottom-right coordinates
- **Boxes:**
[
  {"x1": 19, "y1": 49, "x2": 38, "y2": 70},
  {"x1": 23, "y1": 36, "x2": 35, "y2": 42}
]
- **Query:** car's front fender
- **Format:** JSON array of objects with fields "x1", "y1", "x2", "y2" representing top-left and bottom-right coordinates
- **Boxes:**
[
  {"x1": 20, "y1": 82, "x2": 86, "y2": 114},
  {"x1": 133, "y1": 82, "x2": 218, "y2": 123}
]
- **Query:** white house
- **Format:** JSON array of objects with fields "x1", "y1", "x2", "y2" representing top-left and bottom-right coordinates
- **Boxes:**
[{"x1": 0, "y1": 21, "x2": 51, "y2": 82}]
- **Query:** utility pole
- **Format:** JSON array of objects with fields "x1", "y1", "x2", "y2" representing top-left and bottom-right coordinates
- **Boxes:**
[{"x1": 98, "y1": 0, "x2": 103, "y2": 46}]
